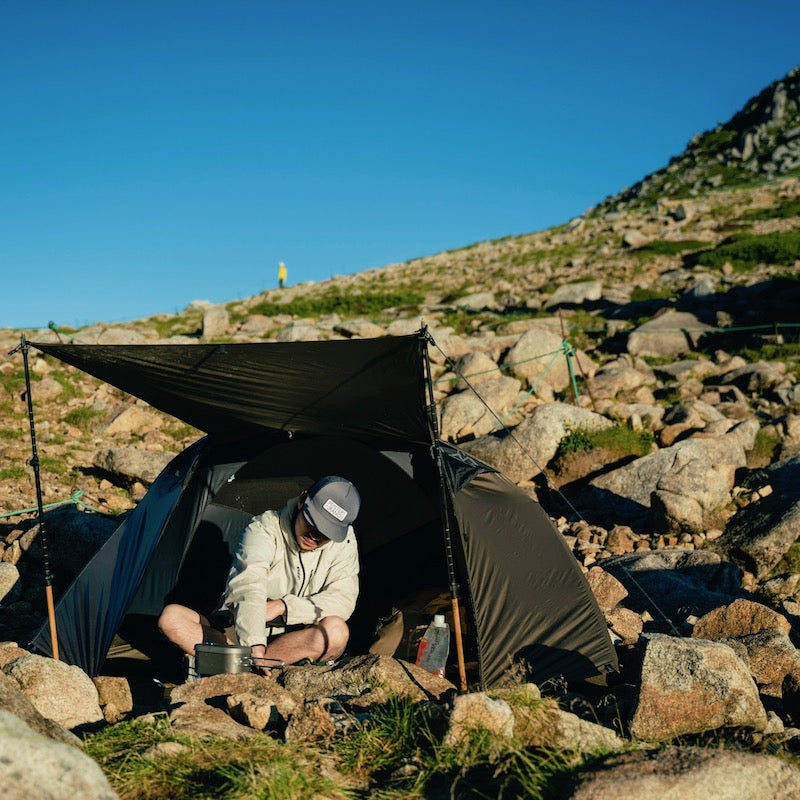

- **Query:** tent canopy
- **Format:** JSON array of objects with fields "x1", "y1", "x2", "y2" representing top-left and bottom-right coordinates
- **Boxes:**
[{"x1": 32, "y1": 335, "x2": 431, "y2": 446}]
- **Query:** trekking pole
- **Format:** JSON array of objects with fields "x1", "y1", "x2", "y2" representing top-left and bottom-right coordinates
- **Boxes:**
[
  {"x1": 9, "y1": 335, "x2": 59, "y2": 659},
  {"x1": 421, "y1": 329, "x2": 468, "y2": 691}
]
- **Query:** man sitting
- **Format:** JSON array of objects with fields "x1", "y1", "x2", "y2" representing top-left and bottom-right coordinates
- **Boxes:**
[{"x1": 158, "y1": 475, "x2": 361, "y2": 675}]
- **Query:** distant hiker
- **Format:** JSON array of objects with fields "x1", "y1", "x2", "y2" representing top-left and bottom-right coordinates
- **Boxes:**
[
  {"x1": 158, "y1": 476, "x2": 361, "y2": 675},
  {"x1": 278, "y1": 261, "x2": 287, "y2": 288}
]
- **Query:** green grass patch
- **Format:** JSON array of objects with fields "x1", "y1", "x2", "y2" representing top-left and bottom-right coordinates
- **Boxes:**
[
  {"x1": 2, "y1": 368, "x2": 40, "y2": 397},
  {"x1": 557, "y1": 424, "x2": 655, "y2": 459},
  {"x1": 438, "y1": 308, "x2": 489, "y2": 336},
  {"x1": 439, "y1": 284, "x2": 474, "y2": 304},
  {"x1": 50, "y1": 370, "x2": 84, "y2": 401},
  {"x1": 250, "y1": 289, "x2": 425, "y2": 319},
  {"x1": 63, "y1": 407, "x2": 105, "y2": 430},
  {"x1": 85, "y1": 719, "x2": 351, "y2": 800},
  {"x1": 772, "y1": 541, "x2": 800, "y2": 576},
  {"x1": 690, "y1": 231, "x2": 800, "y2": 272},
  {"x1": 166, "y1": 424, "x2": 201, "y2": 441},
  {"x1": 0, "y1": 427, "x2": 24, "y2": 440},
  {"x1": 738, "y1": 196, "x2": 800, "y2": 221},
  {"x1": 143, "y1": 311, "x2": 204, "y2": 339},
  {"x1": 39, "y1": 456, "x2": 68, "y2": 475},
  {"x1": 629, "y1": 286, "x2": 675, "y2": 302},
  {"x1": 0, "y1": 465, "x2": 28, "y2": 480},
  {"x1": 337, "y1": 694, "x2": 433, "y2": 782},
  {"x1": 747, "y1": 429, "x2": 782, "y2": 469}
]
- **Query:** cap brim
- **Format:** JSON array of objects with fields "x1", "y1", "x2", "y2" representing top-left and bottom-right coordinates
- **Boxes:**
[{"x1": 302, "y1": 505, "x2": 348, "y2": 543}]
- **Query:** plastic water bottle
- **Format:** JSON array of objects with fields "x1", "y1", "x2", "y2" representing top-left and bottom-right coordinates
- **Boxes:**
[{"x1": 415, "y1": 614, "x2": 450, "y2": 677}]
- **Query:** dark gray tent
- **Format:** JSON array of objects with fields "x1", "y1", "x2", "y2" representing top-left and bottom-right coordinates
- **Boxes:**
[{"x1": 29, "y1": 333, "x2": 617, "y2": 687}]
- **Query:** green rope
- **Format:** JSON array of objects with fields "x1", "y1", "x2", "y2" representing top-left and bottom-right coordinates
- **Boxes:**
[
  {"x1": 433, "y1": 347, "x2": 565, "y2": 384},
  {"x1": 0, "y1": 488, "x2": 108, "y2": 519},
  {"x1": 625, "y1": 322, "x2": 800, "y2": 334},
  {"x1": 491, "y1": 341, "x2": 573, "y2": 430}
]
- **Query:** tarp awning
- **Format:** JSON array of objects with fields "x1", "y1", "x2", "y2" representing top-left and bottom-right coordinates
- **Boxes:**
[{"x1": 32, "y1": 335, "x2": 432, "y2": 446}]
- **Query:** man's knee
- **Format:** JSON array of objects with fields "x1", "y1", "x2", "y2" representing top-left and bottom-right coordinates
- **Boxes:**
[
  {"x1": 158, "y1": 603, "x2": 191, "y2": 638},
  {"x1": 318, "y1": 616, "x2": 350, "y2": 654}
]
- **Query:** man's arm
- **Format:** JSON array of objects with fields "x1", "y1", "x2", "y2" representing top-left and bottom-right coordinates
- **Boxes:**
[{"x1": 223, "y1": 514, "x2": 279, "y2": 647}]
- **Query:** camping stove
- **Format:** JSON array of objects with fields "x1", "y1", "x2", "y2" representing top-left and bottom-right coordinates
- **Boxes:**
[{"x1": 194, "y1": 643, "x2": 253, "y2": 677}]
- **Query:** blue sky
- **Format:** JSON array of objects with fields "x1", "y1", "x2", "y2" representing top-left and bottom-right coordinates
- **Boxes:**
[{"x1": 2, "y1": 2, "x2": 799, "y2": 331}]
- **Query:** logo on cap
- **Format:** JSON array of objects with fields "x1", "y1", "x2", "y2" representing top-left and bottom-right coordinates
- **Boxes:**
[{"x1": 323, "y1": 498, "x2": 348, "y2": 521}]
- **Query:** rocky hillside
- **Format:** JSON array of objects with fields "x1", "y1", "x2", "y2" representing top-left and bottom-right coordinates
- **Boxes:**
[{"x1": 601, "y1": 65, "x2": 800, "y2": 209}]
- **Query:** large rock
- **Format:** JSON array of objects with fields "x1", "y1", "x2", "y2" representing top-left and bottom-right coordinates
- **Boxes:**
[
  {"x1": 587, "y1": 423, "x2": 754, "y2": 526},
  {"x1": 0, "y1": 673, "x2": 79, "y2": 747},
  {"x1": 275, "y1": 655, "x2": 454, "y2": 705},
  {"x1": 462, "y1": 402, "x2": 613, "y2": 482},
  {"x1": 692, "y1": 598, "x2": 791, "y2": 640},
  {"x1": 93, "y1": 446, "x2": 175, "y2": 487},
  {"x1": 628, "y1": 634, "x2": 767, "y2": 741},
  {"x1": 227, "y1": 683, "x2": 299, "y2": 732},
  {"x1": 439, "y1": 374, "x2": 523, "y2": 441},
  {"x1": 170, "y1": 672, "x2": 298, "y2": 733},
  {"x1": 202, "y1": 306, "x2": 230, "y2": 338},
  {"x1": 649, "y1": 455, "x2": 736, "y2": 533},
  {"x1": 585, "y1": 567, "x2": 628, "y2": 611},
  {"x1": 442, "y1": 692, "x2": 514, "y2": 748},
  {"x1": 586, "y1": 360, "x2": 655, "y2": 401},
  {"x1": 627, "y1": 311, "x2": 713, "y2": 359},
  {"x1": 501, "y1": 327, "x2": 597, "y2": 400},
  {"x1": 561, "y1": 746, "x2": 800, "y2": 800},
  {"x1": 2, "y1": 654, "x2": 103, "y2": 730},
  {"x1": 732, "y1": 629, "x2": 800, "y2": 694},
  {"x1": 103, "y1": 405, "x2": 163, "y2": 436},
  {"x1": 0, "y1": 563, "x2": 20, "y2": 603},
  {"x1": 712, "y1": 454, "x2": 800, "y2": 578},
  {"x1": 283, "y1": 701, "x2": 336, "y2": 743},
  {"x1": 77, "y1": 326, "x2": 151, "y2": 345},
  {"x1": 92, "y1": 676, "x2": 133, "y2": 724},
  {"x1": 544, "y1": 280, "x2": 603, "y2": 309},
  {"x1": 276, "y1": 324, "x2": 322, "y2": 342},
  {"x1": 719, "y1": 360, "x2": 788, "y2": 394},
  {"x1": 599, "y1": 550, "x2": 745, "y2": 621},
  {"x1": 454, "y1": 291, "x2": 499, "y2": 311},
  {"x1": 169, "y1": 701, "x2": 257, "y2": 740},
  {"x1": 0, "y1": 711, "x2": 118, "y2": 800},
  {"x1": 507, "y1": 695, "x2": 623, "y2": 753}
]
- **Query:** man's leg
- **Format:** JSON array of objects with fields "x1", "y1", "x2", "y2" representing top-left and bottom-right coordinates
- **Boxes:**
[
  {"x1": 258, "y1": 616, "x2": 349, "y2": 668},
  {"x1": 158, "y1": 603, "x2": 231, "y2": 655}
]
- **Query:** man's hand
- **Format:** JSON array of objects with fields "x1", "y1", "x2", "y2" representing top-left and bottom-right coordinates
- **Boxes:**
[
  {"x1": 250, "y1": 644, "x2": 271, "y2": 677},
  {"x1": 265, "y1": 598, "x2": 287, "y2": 624}
]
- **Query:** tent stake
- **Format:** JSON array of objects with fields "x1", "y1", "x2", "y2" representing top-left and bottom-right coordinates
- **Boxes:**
[
  {"x1": 421, "y1": 329, "x2": 468, "y2": 691},
  {"x1": 9, "y1": 335, "x2": 59, "y2": 660}
]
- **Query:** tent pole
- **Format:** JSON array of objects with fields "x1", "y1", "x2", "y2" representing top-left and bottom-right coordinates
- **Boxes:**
[
  {"x1": 421, "y1": 329, "x2": 468, "y2": 691},
  {"x1": 9, "y1": 335, "x2": 59, "y2": 660}
]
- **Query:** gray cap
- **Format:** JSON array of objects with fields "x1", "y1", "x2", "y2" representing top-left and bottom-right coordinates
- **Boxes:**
[{"x1": 302, "y1": 476, "x2": 361, "y2": 543}]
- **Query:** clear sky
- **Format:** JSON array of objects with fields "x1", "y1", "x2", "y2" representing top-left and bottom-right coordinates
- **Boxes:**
[{"x1": 2, "y1": 1, "x2": 799, "y2": 331}]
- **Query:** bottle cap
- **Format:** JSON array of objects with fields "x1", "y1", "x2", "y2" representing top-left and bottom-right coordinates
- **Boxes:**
[{"x1": 433, "y1": 614, "x2": 446, "y2": 627}]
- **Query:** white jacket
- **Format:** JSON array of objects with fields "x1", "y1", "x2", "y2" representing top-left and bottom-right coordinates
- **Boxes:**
[{"x1": 222, "y1": 497, "x2": 360, "y2": 648}]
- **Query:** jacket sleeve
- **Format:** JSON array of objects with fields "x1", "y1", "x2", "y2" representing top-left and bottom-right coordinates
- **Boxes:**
[
  {"x1": 223, "y1": 513, "x2": 279, "y2": 648},
  {"x1": 283, "y1": 534, "x2": 360, "y2": 625}
]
